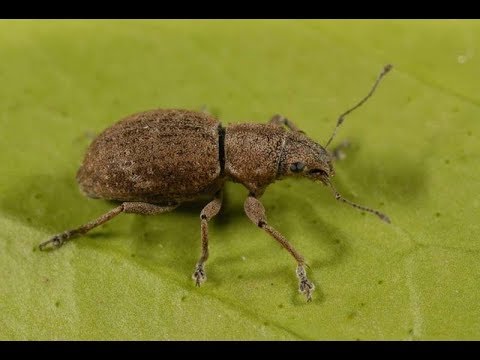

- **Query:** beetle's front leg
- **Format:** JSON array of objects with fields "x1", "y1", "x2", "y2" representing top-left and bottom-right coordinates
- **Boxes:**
[
  {"x1": 269, "y1": 114, "x2": 305, "y2": 133},
  {"x1": 243, "y1": 194, "x2": 315, "y2": 302},
  {"x1": 330, "y1": 139, "x2": 351, "y2": 161},
  {"x1": 193, "y1": 190, "x2": 223, "y2": 286}
]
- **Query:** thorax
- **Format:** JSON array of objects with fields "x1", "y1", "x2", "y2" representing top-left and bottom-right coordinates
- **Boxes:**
[{"x1": 223, "y1": 123, "x2": 286, "y2": 195}]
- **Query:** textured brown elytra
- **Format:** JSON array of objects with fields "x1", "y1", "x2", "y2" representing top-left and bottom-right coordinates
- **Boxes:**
[{"x1": 39, "y1": 65, "x2": 393, "y2": 302}]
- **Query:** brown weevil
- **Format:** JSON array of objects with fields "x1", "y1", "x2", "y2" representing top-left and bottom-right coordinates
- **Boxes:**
[{"x1": 39, "y1": 65, "x2": 393, "y2": 302}]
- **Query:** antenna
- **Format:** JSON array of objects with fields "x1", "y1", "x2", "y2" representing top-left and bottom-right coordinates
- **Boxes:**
[
  {"x1": 328, "y1": 181, "x2": 391, "y2": 223},
  {"x1": 325, "y1": 64, "x2": 393, "y2": 149}
]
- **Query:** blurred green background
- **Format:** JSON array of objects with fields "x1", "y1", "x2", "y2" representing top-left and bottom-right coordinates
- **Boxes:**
[{"x1": 0, "y1": 20, "x2": 479, "y2": 340}]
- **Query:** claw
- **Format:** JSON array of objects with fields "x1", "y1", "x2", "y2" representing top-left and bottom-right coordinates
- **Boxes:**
[
  {"x1": 38, "y1": 232, "x2": 69, "y2": 251},
  {"x1": 192, "y1": 264, "x2": 207, "y2": 287},
  {"x1": 299, "y1": 278, "x2": 315, "y2": 302},
  {"x1": 296, "y1": 265, "x2": 315, "y2": 302}
]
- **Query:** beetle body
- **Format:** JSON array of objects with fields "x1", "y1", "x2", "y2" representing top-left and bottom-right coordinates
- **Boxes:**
[
  {"x1": 77, "y1": 109, "x2": 224, "y2": 204},
  {"x1": 41, "y1": 65, "x2": 393, "y2": 302},
  {"x1": 78, "y1": 109, "x2": 333, "y2": 203}
]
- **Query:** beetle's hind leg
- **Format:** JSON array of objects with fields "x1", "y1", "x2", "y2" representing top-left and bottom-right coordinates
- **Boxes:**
[
  {"x1": 193, "y1": 190, "x2": 223, "y2": 286},
  {"x1": 39, "y1": 202, "x2": 178, "y2": 251}
]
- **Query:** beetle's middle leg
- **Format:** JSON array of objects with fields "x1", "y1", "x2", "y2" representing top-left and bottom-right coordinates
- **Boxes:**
[
  {"x1": 39, "y1": 202, "x2": 178, "y2": 251},
  {"x1": 243, "y1": 194, "x2": 315, "y2": 301},
  {"x1": 269, "y1": 114, "x2": 304, "y2": 133},
  {"x1": 193, "y1": 190, "x2": 223, "y2": 286}
]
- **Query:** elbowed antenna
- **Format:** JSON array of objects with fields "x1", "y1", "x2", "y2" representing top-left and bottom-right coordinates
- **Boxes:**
[
  {"x1": 328, "y1": 181, "x2": 391, "y2": 223},
  {"x1": 325, "y1": 64, "x2": 393, "y2": 149}
]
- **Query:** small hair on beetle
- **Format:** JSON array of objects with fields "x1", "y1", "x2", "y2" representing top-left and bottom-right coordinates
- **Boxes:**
[{"x1": 325, "y1": 64, "x2": 393, "y2": 148}]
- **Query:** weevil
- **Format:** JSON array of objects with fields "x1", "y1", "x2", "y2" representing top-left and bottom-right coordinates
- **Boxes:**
[{"x1": 39, "y1": 65, "x2": 393, "y2": 301}]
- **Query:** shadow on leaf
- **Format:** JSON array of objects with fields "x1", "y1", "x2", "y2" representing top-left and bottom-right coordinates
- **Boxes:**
[{"x1": 330, "y1": 139, "x2": 428, "y2": 205}]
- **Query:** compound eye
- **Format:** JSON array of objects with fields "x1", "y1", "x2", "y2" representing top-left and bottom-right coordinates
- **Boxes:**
[{"x1": 290, "y1": 162, "x2": 305, "y2": 173}]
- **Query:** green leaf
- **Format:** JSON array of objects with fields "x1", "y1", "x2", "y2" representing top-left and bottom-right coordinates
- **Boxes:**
[{"x1": 1, "y1": 20, "x2": 479, "y2": 340}]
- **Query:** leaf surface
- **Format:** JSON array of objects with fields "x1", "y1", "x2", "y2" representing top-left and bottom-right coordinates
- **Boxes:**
[{"x1": 1, "y1": 20, "x2": 479, "y2": 340}]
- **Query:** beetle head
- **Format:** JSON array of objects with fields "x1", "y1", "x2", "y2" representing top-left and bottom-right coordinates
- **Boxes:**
[
  {"x1": 279, "y1": 131, "x2": 334, "y2": 185},
  {"x1": 274, "y1": 64, "x2": 393, "y2": 223}
]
